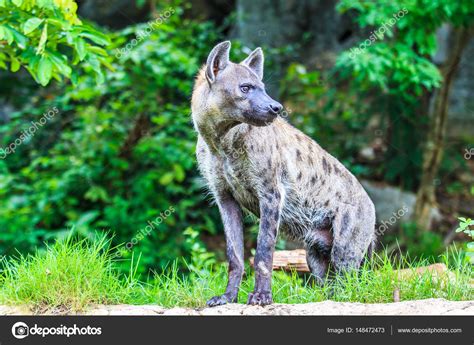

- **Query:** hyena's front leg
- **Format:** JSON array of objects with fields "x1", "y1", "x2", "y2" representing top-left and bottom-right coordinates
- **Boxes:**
[
  {"x1": 207, "y1": 193, "x2": 244, "y2": 307},
  {"x1": 247, "y1": 190, "x2": 282, "y2": 306}
]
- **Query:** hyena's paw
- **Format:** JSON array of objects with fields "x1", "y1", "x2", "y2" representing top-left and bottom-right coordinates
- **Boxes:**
[
  {"x1": 206, "y1": 294, "x2": 237, "y2": 307},
  {"x1": 247, "y1": 291, "x2": 273, "y2": 306}
]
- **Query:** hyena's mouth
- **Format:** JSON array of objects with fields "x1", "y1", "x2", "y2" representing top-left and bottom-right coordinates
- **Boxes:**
[{"x1": 243, "y1": 111, "x2": 277, "y2": 127}]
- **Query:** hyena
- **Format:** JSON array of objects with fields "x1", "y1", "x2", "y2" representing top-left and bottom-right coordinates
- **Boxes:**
[{"x1": 191, "y1": 41, "x2": 376, "y2": 306}]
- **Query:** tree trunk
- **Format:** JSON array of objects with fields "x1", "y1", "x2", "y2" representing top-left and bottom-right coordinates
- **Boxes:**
[{"x1": 414, "y1": 26, "x2": 472, "y2": 230}]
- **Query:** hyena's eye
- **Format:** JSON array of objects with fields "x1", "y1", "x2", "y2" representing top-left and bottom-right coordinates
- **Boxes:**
[{"x1": 240, "y1": 84, "x2": 252, "y2": 94}]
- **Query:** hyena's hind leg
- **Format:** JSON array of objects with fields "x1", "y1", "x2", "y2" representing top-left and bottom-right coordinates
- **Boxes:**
[
  {"x1": 330, "y1": 206, "x2": 375, "y2": 273},
  {"x1": 304, "y1": 229, "x2": 333, "y2": 285}
]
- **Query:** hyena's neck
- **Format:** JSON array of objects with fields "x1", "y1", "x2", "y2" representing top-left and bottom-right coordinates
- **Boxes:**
[{"x1": 193, "y1": 111, "x2": 239, "y2": 156}]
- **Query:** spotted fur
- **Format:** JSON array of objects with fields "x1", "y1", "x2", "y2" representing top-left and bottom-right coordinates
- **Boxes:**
[{"x1": 192, "y1": 41, "x2": 376, "y2": 307}]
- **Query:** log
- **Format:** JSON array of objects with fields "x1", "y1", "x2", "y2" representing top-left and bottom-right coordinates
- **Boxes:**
[
  {"x1": 249, "y1": 249, "x2": 310, "y2": 272},
  {"x1": 249, "y1": 251, "x2": 467, "y2": 287},
  {"x1": 395, "y1": 263, "x2": 456, "y2": 282}
]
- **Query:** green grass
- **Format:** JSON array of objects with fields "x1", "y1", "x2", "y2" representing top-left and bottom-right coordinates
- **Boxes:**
[
  {"x1": 0, "y1": 236, "x2": 142, "y2": 313},
  {"x1": 0, "y1": 235, "x2": 472, "y2": 313}
]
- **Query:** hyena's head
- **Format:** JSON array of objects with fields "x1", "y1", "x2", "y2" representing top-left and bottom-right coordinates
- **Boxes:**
[{"x1": 194, "y1": 41, "x2": 282, "y2": 127}]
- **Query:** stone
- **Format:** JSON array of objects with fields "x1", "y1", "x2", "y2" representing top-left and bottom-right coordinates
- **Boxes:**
[{"x1": 361, "y1": 180, "x2": 441, "y2": 233}]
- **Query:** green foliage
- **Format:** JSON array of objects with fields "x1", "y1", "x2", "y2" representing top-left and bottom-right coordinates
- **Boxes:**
[
  {"x1": 183, "y1": 226, "x2": 216, "y2": 273},
  {"x1": 0, "y1": 0, "x2": 110, "y2": 85},
  {"x1": 396, "y1": 223, "x2": 444, "y2": 259},
  {"x1": 0, "y1": 3, "x2": 221, "y2": 274},
  {"x1": 456, "y1": 217, "x2": 474, "y2": 263},
  {"x1": 281, "y1": 63, "x2": 371, "y2": 175},
  {"x1": 337, "y1": 0, "x2": 474, "y2": 92},
  {"x1": 0, "y1": 0, "x2": 470, "y2": 280},
  {"x1": 335, "y1": 0, "x2": 474, "y2": 189}
]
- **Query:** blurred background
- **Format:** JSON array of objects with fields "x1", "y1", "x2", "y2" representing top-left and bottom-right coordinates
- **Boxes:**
[{"x1": 0, "y1": 0, "x2": 473, "y2": 275}]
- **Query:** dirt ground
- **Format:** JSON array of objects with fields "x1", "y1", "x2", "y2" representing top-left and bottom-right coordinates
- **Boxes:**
[{"x1": 1, "y1": 298, "x2": 473, "y2": 316}]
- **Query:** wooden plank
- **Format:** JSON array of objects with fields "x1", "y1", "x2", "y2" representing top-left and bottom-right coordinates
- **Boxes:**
[{"x1": 249, "y1": 249, "x2": 310, "y2": 272}]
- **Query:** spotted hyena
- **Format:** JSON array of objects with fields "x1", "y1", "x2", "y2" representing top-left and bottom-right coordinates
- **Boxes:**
[{"x1": 191, "y1": 41, "x2": 376, "y2": 306}]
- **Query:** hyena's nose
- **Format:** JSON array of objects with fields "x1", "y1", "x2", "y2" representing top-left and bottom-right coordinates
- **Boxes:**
[{"x1": 268, "y1": 102, "x2": 283, "y2": 115}]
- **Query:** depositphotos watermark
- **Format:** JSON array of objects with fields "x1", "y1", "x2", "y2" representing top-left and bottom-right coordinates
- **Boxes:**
[
  {"x1": 464, "y1": 147, "x2": 473, "y2": 160},
  {"x1": 12, "y1": 321, "x2": 101, "y2": 339},
  {"x1": 0, "y1": 106, "x2": 59, "y2": 160},
  {"x1": 111, "y1": 206, "x2": 176, "y2": 258},
  {"x1": 263, "y1": 106, "x2": 292, "y2": 126},
  {"x1": 115, "y1": 7, "x2": 175, "y2": 59},
  {"x1": 349, "y1": 8, "x2": 408, "y2": 59},
  {"x1": 375, "y1": 205, "x2": 409, "y2": 237}
]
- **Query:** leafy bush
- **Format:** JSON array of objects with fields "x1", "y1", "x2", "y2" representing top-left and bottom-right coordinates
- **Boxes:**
[
  {"x1": 456, "y1": 217, "x2": 474, "y2": 263},
  {"x1": 1, "y1": 0, "x2": 471, "y2": 278},
  {"x1": 335, "y1": 0, "x2": 474, "y2": 189},
  {"x1": 0, "y1": 0, "x2": 110, "y2": 85},
  {"x1": 0, "y1": 3, "x2": 221, "y2": 274}
]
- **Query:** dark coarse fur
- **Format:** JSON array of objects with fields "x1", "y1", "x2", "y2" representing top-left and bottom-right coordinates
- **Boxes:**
[{"x1": 191, "y1": 41, "x2": 376, "y2": 306}]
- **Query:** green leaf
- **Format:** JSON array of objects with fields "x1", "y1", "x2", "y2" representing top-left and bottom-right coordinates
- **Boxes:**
[
  {"x1": 46, "y1": 18, "x2": 71, "y2": 30},
  {"x1": 79, "y1": 30, "x2": 110, "y2": 46},
  {"x1": 173, "y1": 164, "x2": 185, "y2": 182},
  {"x1": 48, "y1": 50, "x2": 71, "y2": 77},
  {"x1": 36, "y1": 23, "x2": 48, "y2": 54},
  {"x1": 73, "y1": 37, "x2": 87, "y2": 61},
  {"x1": 94, "y1": 70, "x2": 104, "y2": 84},
  {"x1": 37, "y1": 56, "x2": 53, "y2": 86},
  {"x1": 10, "y1": 57, "x2": 20, "y2": 72},
  {"x1": 85, "y1": 54, "x2": 105, "y2": 84},
  {"x1": 70, "y1": 69, "x2": 78, "y2": 85},
  {"x1": 74, "y1": 211, "x2": 99, "y2": 228},
  {"x1": 159, "y1": 172, "x2": 174, "y2": 185},
  {"x1": 87, "y1": 46, "x2": 108, "y2": 57},
  {"x1": 23, "y1": 18, "x2": 44, "y2": 35},
  {"x1": 11, "y1": 0, "x2": 22, "y2": 6},
  {"x1": 9, "y1": 27, "x2": 28, "y2": 49},
  {"x1": 0, "y1": 25, "x2": 14, "y2": 44},
  {"x1": 85, "y1": 186, "x2": 109, "y2": 202},
  {"x1": 86, "y1": 54, "x2": 101, "y2": 73}
]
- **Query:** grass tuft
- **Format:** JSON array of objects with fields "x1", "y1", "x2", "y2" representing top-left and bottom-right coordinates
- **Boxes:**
[{"x1": 0, "y1": 234, "x2": 140, "y2": 313}]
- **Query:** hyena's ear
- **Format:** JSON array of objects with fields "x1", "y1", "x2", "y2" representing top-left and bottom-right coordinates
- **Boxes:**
[
  {"x1": 206, "y1": 41, "x2": 231, "y2": 84},
  {"x1": 241, "y1": 47, "x2": 264, "y2": 80}
]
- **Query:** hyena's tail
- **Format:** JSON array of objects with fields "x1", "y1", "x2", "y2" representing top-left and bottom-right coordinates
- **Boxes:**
[
  {"x1": 357, "y1": 233, "x2": 376, "y2": 269},
  {"x1": 367, "y1": 239, "x2": 375, "y2": 258},
  {"x1": 361, "y1": 238, "x2": 376, "y2": 267}
]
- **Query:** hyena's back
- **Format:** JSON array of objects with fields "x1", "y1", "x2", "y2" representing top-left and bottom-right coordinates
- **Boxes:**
[{"x1": 197, "y1": 117, "x2": 376, "y2": 275}]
